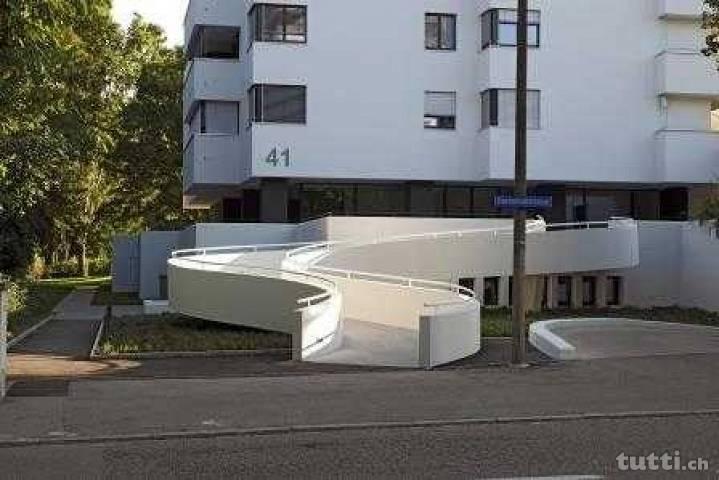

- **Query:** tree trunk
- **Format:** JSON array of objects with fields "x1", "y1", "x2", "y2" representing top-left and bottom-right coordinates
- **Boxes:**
[{"x1": 78, "y1": 241, "x2": 89, "y2": 278}]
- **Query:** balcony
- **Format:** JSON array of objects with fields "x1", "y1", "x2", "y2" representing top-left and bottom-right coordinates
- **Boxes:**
[
  {"x1": 184, "y1": 0, "x2": 243, "y2": 50},
  {"x1": 183, "y1": 134, "x2": 246, "y2": 195},
  {"x1": 657, "y1": 0, "x2": 703, "y2": 19},
  {"x1": 656, "y1": 129, "x2": 719, "y2": 182},
  {"x1": 183, "y1": 59, "x2": 242, "y2": 121},
  {"x1": 656, "y1": 51, "x2": 719, "y2": 98}
]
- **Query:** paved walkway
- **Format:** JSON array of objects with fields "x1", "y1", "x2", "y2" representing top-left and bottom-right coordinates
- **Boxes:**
[
  {"x1": 8, "y1": 288, "x2": 140, "y2": 378},
  {"x1": 538, "y1": 318, "x2": 719, "y2": 360}
]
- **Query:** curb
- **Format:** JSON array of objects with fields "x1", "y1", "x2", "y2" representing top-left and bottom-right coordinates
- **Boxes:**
[
  {"x1": 7, "y1": 313, "x2": 56, "y2": 350},
  {"x1": 529, "y1": 320, "x2": 578, "y2": 361},
  {"x1": 1, "y1": 408, "x2": 719, "y2": 449}
]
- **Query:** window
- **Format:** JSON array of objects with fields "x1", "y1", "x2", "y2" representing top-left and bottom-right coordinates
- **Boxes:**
[
  {"x1": 459, "y1": 278, "x2": 476, "y2": 295},
  {"x1": 249, "y1": 4, "x2": 307, "y2": 44},
  {"x1": 249, "y1": 85, "x2": 306, "y2": 124},
  {"x1": 607, "y1": 276, "x2": 623, "y2": 306},
  {"x1": 481, "y1": 9, "x2": 540, "y2": 49},
  {"x1": 582, "y1": 276, "x2": 597, "y2": 307},
  {"x1": 424, "y1": 91, "x2": 456, "y2": 129},
  {"x1": 189, "y1": 26, "x2": 240, "y2": 60},
  {"x1": 557, "y1": 276, "x2": 572, "y2": 308},
  {"x1": 483, "y1": 277, "x2": 500, "y2": 306},
  {"x1": 425, "y1": 13, "x2": 456, "y2": 50},
  {"x1": 481, "y1": 89, "x2": 541, "y2": 129},
  {"x1": 711, "y1": 102, "x2": 719, "y2": 131}
]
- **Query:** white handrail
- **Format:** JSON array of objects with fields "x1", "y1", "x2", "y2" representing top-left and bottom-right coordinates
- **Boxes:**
[{"x1": 171, "y1": 245, "x2": 338, "y2": 308}]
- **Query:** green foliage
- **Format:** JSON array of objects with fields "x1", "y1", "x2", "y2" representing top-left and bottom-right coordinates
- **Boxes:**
[
  {"x1": 0, "y1": 5, "x2": 198, "y2": 278},
  {"x1": 704, "y1": 0, "x2": 719, "y2": 58},
  {"x1": 100, "y1": 316, "x2": 291, "y2": 354},
  {"x1": 694, "y1": 184, "x2": 719, "y2": 225}
]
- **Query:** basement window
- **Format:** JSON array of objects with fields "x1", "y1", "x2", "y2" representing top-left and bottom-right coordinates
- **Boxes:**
[
  {"x1": 582, "y1": 276, "x2": 597, "y2": 307},
  {"x1": 607, "y1": 276, "x2": 623, "y2": 306},
  {"x1": 484, "y1": 277, "x2": 500, "y2": 306},
  {"x1": 557, "y1": 276, "x2": 572, "y2": 308}
]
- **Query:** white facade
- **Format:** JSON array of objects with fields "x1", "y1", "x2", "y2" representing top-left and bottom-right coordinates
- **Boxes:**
[{"x1": 183, "y1": 0, "x2": 719, "y2": 217}]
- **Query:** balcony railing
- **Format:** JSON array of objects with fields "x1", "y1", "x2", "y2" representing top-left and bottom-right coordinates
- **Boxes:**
[
  {"x1": 183, "y1": 58, "x2": 243, "y2": 121},
  {"x1": 184, "y1": 0, "x2": 244, "y2": 50},
  {"x1": 656, "y1": 129, "x2": 719, "y2": 183},
  {"x1": 183, "y1": 133, "x2": 245, "y2": 193},
  {"x1": 655, "y1": 51, "x2": 719, "y2": 97}
]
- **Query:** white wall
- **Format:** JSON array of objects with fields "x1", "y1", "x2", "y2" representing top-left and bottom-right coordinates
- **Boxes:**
[
  {"x1": 139, "y1": 231, "x2": 183, "y2": 300},
  {"x1": 192, "y1": 223, "x2": 298, "y2": 247},
  {"x1": 679, "y1": 224, "x2": 719, "y2": 310},
  {"x1": 182, "y1": 0, "x2": 718, "y2": 210}
]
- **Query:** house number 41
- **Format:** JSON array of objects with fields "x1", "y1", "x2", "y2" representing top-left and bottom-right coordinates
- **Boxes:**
[{"x1": 265, "y1": 147, "x2": 290, "y2": 167}]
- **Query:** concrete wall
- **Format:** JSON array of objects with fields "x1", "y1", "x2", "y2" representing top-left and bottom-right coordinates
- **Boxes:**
[
  {"x1": 319, "y1": 220, "x2": 639, "y2": 281},
  {"x1": 139, "y1": 231, "x2": 183, "y2": 300},
  {"x1": 112, "y1": 235, "x2": 140, "y2": 294},
  {"x1": 420, "y1": 301, "x2": 481, "y2": 369},
  {"x1": 191, "y1": 223, "x2": 298, "y2": 248},
  {"x1": 679, "y1": 224, "x2": 719, "y2": 310}
]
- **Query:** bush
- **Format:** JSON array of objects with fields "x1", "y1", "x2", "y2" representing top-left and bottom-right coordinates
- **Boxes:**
[
  {"x1": 4, "y1": 280, "x2": 28, "y2": 315},
  {"x1": 45, "y1": 259, "x2": 80, "y2": 278}
]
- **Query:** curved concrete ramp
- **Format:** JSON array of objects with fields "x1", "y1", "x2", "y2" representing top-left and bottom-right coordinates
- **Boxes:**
[
  {"x1": 306, "y1": 318, "x2": 418, "y2": 368},
  {"x1": 531, "y1": 318, "x2": 719, "y2": 360}
]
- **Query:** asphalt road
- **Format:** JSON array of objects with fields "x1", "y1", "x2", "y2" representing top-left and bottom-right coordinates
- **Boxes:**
[{"x1": 1, "y1": 415, "x2": 718, "y2": 479}]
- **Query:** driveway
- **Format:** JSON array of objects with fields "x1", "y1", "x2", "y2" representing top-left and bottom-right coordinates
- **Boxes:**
[{"x1": 531, "y1": 318, "x2": 719, "y2": 360}]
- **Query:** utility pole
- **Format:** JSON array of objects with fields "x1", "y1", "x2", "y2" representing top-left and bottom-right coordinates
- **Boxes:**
[{"x1": 512, "y1": 0, "x2": 529, "y2": 365}]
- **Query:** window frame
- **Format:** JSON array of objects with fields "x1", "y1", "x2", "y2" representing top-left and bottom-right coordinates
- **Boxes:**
[
  {"x1": 480, "y1": 88, "x2": 542, "y2": 130},
  {"x1": 249, "y1": 3, "x2": 308, "y2": 45},
  {"x1": 425, "y1": 13, "x2": 457, "y2": 51},
  {"x1": 481, "y1": 8, "x2": 541, "y2": 50},
  {"x1": 424, "y1": 91, "x2": 457, "y2": 130},
  {"x1": 249, "y1": 84, "x2": 307, "y2": 125}
]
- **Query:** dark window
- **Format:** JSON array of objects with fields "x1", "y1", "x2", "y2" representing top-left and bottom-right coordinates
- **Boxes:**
[
  {"x1": 607, "y1": 276, "x2": 623, "y2": 307},
  {"x1": 459, "y1": 278, "x2": 476, "y2": 294},
  {"x1": 425, "y1": 13, "x2": 456, "y2": 50},
  {"x1": 356, "y1": 185, "x2": 406, "y2": 215},
  {"x1": 300, "y1": 184, "x2": 356, "y2": 219},
  {"x1": 557, "y1": 276, "x2": 572, "y2": 308},
  {"x1": 582, "y1": 276, "x2": 597, "y2": 307},
  {"x1": 445, "y1": 187, "x2": 472, "y2": 216},
  {"x1": 189, "y1": 26, "x2": 240, "y2": 60},
  {"x1": 483, "y1": 277, "x2": 500, "y2": 306},
  {"x1": 250, "y1": 4, "x2": 307, "y2": 43},
  {"x1": 481, "y1": 89, "x2": 541, "y2": 129},
  {"x1": 222, "y1": 198, "x2": 243, "y2": 223},
  {"x1": 250, "y1": 85, "x2": 306, "y2": 124},
  {"x1": 481, "y1": 9, "x2": 540, "y2": 49}
]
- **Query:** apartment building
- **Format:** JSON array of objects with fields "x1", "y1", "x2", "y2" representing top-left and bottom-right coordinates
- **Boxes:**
[{"x1": 183, "y1": 0, "x2": 719, "y2": 224}]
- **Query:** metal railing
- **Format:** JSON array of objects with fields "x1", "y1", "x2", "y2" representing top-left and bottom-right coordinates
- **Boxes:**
[{"x1": 171, "y1": 242, "x2": 338, "y2": 308}]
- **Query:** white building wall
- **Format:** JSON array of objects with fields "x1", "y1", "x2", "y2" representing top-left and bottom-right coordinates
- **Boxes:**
[
  {"x1": 679, "y1": 224, "x2": 719, "y2": 310},
  {"x1": 183, "y1": 0, "x2": 719, "y2": 198}
]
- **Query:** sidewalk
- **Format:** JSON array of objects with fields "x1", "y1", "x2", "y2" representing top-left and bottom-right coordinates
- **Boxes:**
[
  {"x1": 8, "y1": 288, "x2": 141, "y2": 377},
  {"x1": 1, "y1": 352, "x2": 718, "y2": 445}
]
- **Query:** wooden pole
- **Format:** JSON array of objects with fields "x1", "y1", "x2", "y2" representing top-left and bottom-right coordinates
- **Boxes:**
[{"x1": 512, "y1": 0, "x2": 529, "y2": 365}]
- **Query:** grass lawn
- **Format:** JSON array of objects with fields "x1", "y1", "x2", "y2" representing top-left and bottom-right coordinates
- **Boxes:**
[
  {"x1": 99, "y1": 315, "x2": 291, "y2": 355},
  {"x1": 481, "y1": 306, "x2": 719, "y2": 338},
  {"x1": 91, "y1": 283, "x2": 142, "y2": 306},
  {"x1": 7, "y1": 276, "x2": 110, "y2": 340}
]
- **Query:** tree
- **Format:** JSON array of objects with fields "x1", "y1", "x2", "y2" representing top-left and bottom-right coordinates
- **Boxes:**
[{"x1": 701, "y1": 1, "x2": 719, "y2": 225}]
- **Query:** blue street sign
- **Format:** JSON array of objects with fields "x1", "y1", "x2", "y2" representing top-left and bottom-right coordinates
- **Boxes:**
[{"x1": 494, "y1": 195, "x2": 553, "y2": 211}]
